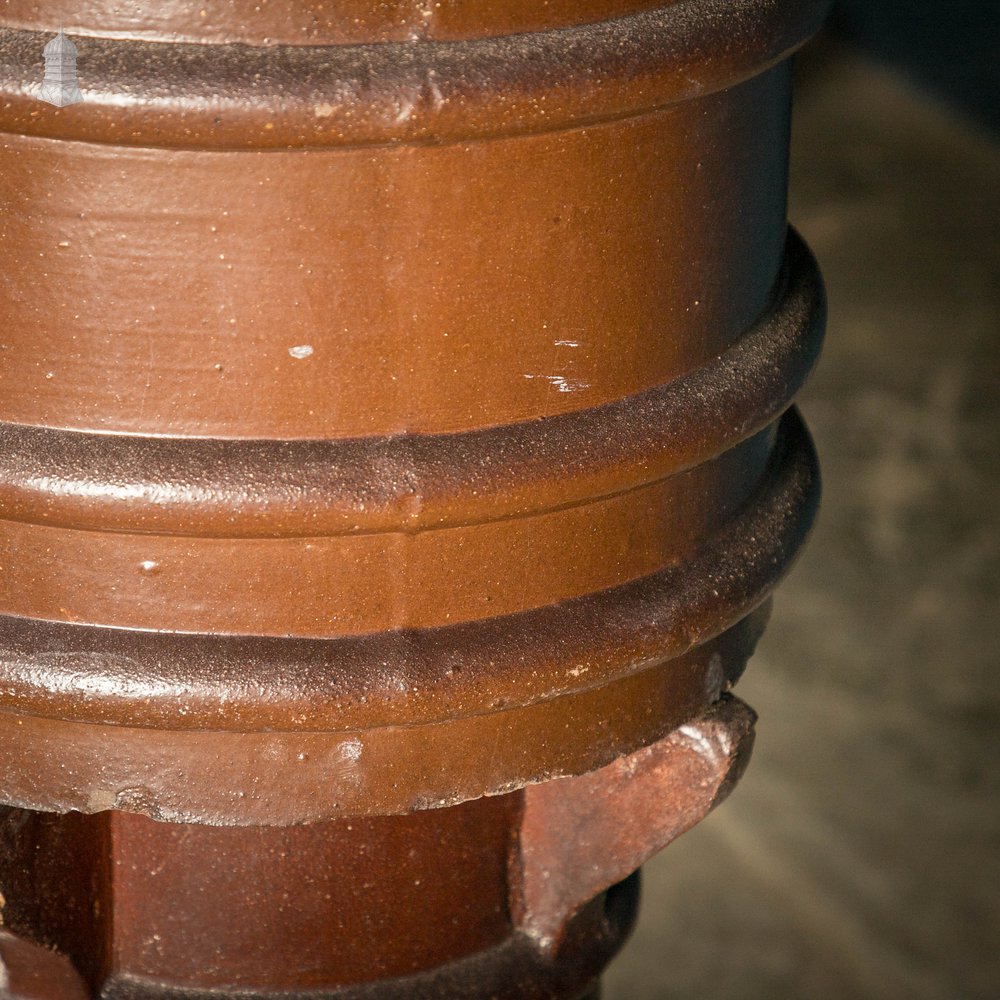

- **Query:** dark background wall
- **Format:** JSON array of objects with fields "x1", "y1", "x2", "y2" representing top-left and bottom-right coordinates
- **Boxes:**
[{"x1": 830, "y1": 0, "x2": 1000, "y2": 131}]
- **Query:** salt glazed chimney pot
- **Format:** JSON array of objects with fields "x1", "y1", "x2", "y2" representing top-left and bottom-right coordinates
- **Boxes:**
[{"x1": 0, "y1": 1, "x2": 828, "y2": 996}]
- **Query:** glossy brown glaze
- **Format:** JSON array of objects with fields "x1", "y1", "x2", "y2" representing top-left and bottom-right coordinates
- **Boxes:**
[
  {"x1": 0, "y1": 407, "x2": 815, "y2": 823},
  {"x1": 0, "y1": 797, "x2": 518, "y2": 993},
  {"x1": 107, "y1": 799, "x2": 515, "y2": 990},
  {"x1": 0, "y1": 232, "x2": 822, "y2": 533},
  {"x1": 0, "y1": 3, "x2": 828, "y2": 148},
  {"x1": 0, "y1": 427, "x2": 772, "y2": 635},
  {"x1": 0, "y1": 931, "x2": 91, "y2": 1000},
  {"x1": 0, "y1": 78, "x2": 797, "y2": 437},
  {"x1": 0, "y1": 695, "x2": 753, "y2": 999},
  {"x1": 0, "y1": 0, "x2": 826, "y2": 995},
  {"x1": 0, "y1": 0, "x2": 669, "y2": 45},
  {"x1": 516, "y1": 695, "x2": 757, "y2": 950}
]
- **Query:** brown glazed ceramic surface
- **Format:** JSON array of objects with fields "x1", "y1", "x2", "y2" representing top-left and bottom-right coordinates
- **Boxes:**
[
  {"x1": 0, "y1": 931, "x2": 91, "y2": 1000},
  {"x1": 0, "y1": 0, "x2": 826, "y2": 996},
  {"x1": 516, "y1": 695, "x2": 757, "y2": 951},
  {"x1": 0, "y1": 2, "x2": 828, "y2": 147},
  {"x1": 0, "y1": 696, "x2": 753, "y2": 999},
  {"x1": 0, "y1": 0, "x2": 827, "y2": 824},
  {"x1": 0, "y1": 75, "x2": 792, "y2": 437},
  {"x1": 0, "y1": 0, "x2": 669, "y2": 45}
]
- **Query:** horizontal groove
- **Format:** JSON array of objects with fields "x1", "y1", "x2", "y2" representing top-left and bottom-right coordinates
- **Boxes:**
[
  {"x1": 0, "y1": 406, "x2": 819, "y2": 733},
  {"x1": 0, "y1": 228, "x2": 825, "y2": 539},
  {"x1": 0, "y1": 0, "x2": 830, "y2": 149}
]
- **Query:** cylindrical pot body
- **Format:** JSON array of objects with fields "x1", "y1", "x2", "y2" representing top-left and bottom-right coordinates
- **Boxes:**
[{"x1": 0, "y1": 1, "x2": 827, "y2": 996}]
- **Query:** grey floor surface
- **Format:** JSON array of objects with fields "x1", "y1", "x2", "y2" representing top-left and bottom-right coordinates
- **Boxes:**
[{"x1": 604, "y1": 43, "x2": 1000, "y2": 1000}]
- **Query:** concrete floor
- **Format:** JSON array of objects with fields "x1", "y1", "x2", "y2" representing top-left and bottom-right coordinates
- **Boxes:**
[{"x1": 605, "y1": 43, "x2": 1000, "y2": 1000}]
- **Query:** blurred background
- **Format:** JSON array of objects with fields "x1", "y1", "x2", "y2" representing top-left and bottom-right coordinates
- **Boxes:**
[{"x1": 606, "y1": 4, "x2": 1000, "y2": 998}]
